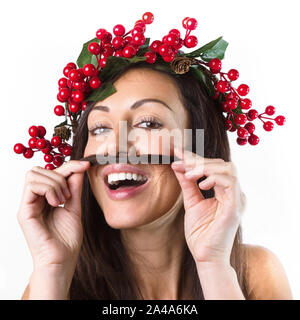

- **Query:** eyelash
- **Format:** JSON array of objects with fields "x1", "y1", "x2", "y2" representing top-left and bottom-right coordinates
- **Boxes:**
[{"x1": 88, "y1": 116, "x2": 163, "y2": 136}]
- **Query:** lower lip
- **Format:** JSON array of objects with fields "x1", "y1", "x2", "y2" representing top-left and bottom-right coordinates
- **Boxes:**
[{"x1": 104, "y1": 179, "x2": 150, "y2": 200}]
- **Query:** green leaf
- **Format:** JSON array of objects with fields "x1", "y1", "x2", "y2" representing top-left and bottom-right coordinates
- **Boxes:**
[
  {"x1": 185, "y1": 36, "x2": 228, "y2": 61},
  {"x1": 76, "y1": 38, "x2": 99, "y2": 68},
  {"x1": 136, "y1": 37, "x2": 150, "y2": 56},
  {"x1": 86, "y1": 82, "x2": 117, "y2": 102},
  {"x1": 99, "y1": 56, "x2": 130, "y2": 81},
  {"x1": 190, "y1": 66, "x2": 215, "y2": 96},
  {"x1": 127, "y1": 55, "x2": 147, "y2": 63},
  {"x1": 54, "y1": 120, "x2": 67, "y2": 128}
]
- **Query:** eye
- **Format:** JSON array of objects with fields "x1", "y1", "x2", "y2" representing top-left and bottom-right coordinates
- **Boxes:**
[
  {"x1": 135, "y1": 116, "x2": 163, "y2": 130},
  {"x1": 88, "y1": 122, "x2": 111, "y2": 136}
]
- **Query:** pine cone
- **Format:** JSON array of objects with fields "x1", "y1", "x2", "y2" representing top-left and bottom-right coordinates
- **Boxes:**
[
  {"x1": 54, "y1": 126, "x2": 71, "y2": 141},
  {"x1": 170, "y1": 56, "x2": 194, "y2": 74}
]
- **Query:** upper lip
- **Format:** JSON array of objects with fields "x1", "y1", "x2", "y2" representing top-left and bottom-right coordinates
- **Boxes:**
[{"x1": 101, "y1": 164, "x2": 149, "y2": 180}]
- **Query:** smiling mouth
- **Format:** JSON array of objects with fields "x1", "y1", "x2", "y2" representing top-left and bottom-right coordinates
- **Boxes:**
[{"x1": 105, "y1": 174, "x2": 148, "y2": 190}]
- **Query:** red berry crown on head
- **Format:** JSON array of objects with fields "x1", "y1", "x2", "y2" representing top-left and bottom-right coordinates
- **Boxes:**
[{"x1": 13, "y1": 11, "x2": 286, "y2": 169}]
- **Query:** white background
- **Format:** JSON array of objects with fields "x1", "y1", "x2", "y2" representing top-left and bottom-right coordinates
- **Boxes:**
[{"x1": 0, "y1": 0, "x2": 299, "y2": 299}]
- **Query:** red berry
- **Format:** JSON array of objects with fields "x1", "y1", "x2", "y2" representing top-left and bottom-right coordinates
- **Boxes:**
[
  {"x1": 58, "y1": 78, "x2": 68, "y2": 88},
  {"x1": 244, "y1": 122, "x2": 255, "y2": 134},
  {"x1": 237, "y1": 137, "x2": 248, "y2": 145},
  {"x1": 275, "y1": 115, "x2": 286, "y2": 126},
  {"x1": 227, "y1": 98, "x2": 238, "y2": 110},
  {"x1": 53, "y1": 155, "x2": 64, "y2": 167},
  {"x1": 63, "y1": 65, "x2": 75, "y2": 78},
  {"x1": 14, "y1": 143, "x2": 25, "y2": 154},
  {"x1": 113, "y1": 24, "x2": 125, "y2": 36},
  {"x1": 265, "y1": 105, "x2": 275, "y2": 115},
  {"x1": 73, "y1": 81, "x2": 86, "y2": 91},
  {"x1": 225, "y1": 119, "x2": 233, "y2": 130},
  {"x1": 164, "y1": 33, "x2": 178, "y2": 46},
  {"x1": 182, "y1": 17, "x2": 190, "y2": 29},
  {"x1": 81, "y1": 101, "x2": 88, "y2": 111},
  {"x1": 263, "y1": 121, "x2": 274, "y2": 131},
  {"x1": 100, "y1": 57, "x2": 107, "y2": 68},
  {"x1": 184, "y1": 35, "x2": 198, "y2": 48},
  {"x1": 169, "y1": 29, "x2": 181, "y2": 37},
  {"x1": 51, "y1": 136, "x2": 62, "y2": 147},
  {"x1": 88, "y1": 42, "x2": 100, "y2": 55},
  {"x1": 163, "y1": 54, "x2": 175, "y2": 62},
  {"x1": 131, "y1": 33, "x2": 145, "y2": 46},
  {"x1": 102, "y1": 32, "x2": 112, "y2": 44},
  {"x1": 227, "y1": 69, "x2": 239, "y2": 81},
  {"x1": 236, "y1": 114, "x2": 247, "y2": 125},
  {"x1": 45, "y1": 163, "x2": 55, "y2": 170},
  {"x1": 102, "y1": 43, "x2": 114, "y2": 57},
  {"x1": 248, "y1": 134, "x2": 260, "y2": 145},
  {"x1": 122, "y1": 45, "x2": 136, "y2": 58},
  {"x1": 159, "y1": 44, "x2": 172, "y2": 57},
  {"x1": 23, "y1": 148, "x2": 34, "y2": 159},
  {"x1": 216, "y1": 80, "x2": 230, "y2": 93},
  {"x1": 186, "y1": 18, "x2": 198, "y2": 30},
  {"x1": 58, "y1": 88, "x2": 71, "y2": 101},
  {"x1": 37, "y1": 126, "x2": 46, "y2": 138},
  {"x1": 36, "y1": 139, "x2": 46, "y2": 149},
  {"x1": 237, "y1": 84, "x2": 250, "y2": 96},
  {"x1": 44, "y1": 154, "x2": 54, "y2": 163},
  {"x1": 144, "y1": 51, "x2": 156, "y2": 64},
  {"x1": 42, "y1": 143, "x2": 52, "y2": 154},
  {"x1": 69, "y1": 102, "x2": 80, "y2": 113},
  {"x1": 112, "y1": 36, "x2": 124, "y2": 49},
  {"x1": 83, "y1": 64, "x2": 96, "y2": 77},
  {"x1": 114, "y1": 50, "x2": 123, "y2": 57},
  {"x1": 72, "y1": 91, "x2": 85, "y2": 103},
  {"x1": 62, "y1": 145, "x2": 72, "y2": 156},
  {"x1": 247, "y1": 109, "x2": 258, "y2": 121},
  {"x1": 142, "y1": 12, "x2": 154, "y2": 24},
  {"x1": 150, "y1": 40, "x2": 162, "y2": 53},
  {"x1": 54, "y1": 105, "x2": 65, "y2": 116},
  {"x1": 28, "y1": 137, "x2": 37, "y2": 148},
  {"x1": 66, "y1": 62, "x2": 77, "y2": 69},
  {"x1": 222, "y1": 102, "x2": 230, "y2": 112},
  {"x1": 131, "y1": 26, "x2": 143, "y2": 37},
  {"x1": 89, "y1": 77, "x2": 101, "y2": 89},
  {"x1": 240, "y1": 98, "x2": 252, "y2": 110},
  {"x1": 28, "y1": 125, "x2": 38, "y2": 137},
  {"x1": 96, "y1": 28, "x2": 107, "y2": 40},
  {"x1": 209, "y1": 58, "x2": 222, "y2": 74},
  {"x1": 237, "y1": 127, "x2": 249, "y2": 138}
]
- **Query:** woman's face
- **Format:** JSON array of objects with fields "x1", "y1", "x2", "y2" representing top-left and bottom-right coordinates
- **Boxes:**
[{"x1": 84, "y1": 68, "x2": 189, "y2": 229}]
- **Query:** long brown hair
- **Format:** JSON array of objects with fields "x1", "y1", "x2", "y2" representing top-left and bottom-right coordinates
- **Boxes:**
[{"x1": 69, "y1": 60, "x2": 249, "y2": 299}]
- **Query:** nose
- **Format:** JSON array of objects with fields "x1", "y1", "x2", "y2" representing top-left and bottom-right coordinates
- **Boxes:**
[{"x1": 106, "y1": 120, "x2": 137, "y2": 157}]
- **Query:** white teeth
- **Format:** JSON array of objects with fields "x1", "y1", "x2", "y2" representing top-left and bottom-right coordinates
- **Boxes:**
[{"x1": 107, "y1": 172, "x2": 147, "y2": 185}]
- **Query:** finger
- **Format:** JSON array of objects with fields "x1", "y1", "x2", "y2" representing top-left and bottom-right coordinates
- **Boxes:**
[
  {"x1": 173, "y1": 147, "x2": 224, "y2": 170},
  {"x1": 184, "y1": 161, "x2": 235, "y2": 180},
  {"x1": 23, "y1": 181, "x2": 61, "y2": 213},
  {"x1": 63, "y1": 171, "x2": 85, "y2": 216},
  {"x1": 31, "y1": 166, "x2": 71, "y2": 199},
  {"x1": 172, "y1": 166, "x2": 205, "y2": 211},
  {"x1": 198, "y1": 174, "x2": 236, "y2": 191},
  {"x1": 171, "y1": 159, "x2": 224, "y2": 174},
  {"x1": 26, "y1": 170, "x2": 66, "y2": 204},
  {"x1": 54, "y1": 160, "x2": 90, "y2": 178}
]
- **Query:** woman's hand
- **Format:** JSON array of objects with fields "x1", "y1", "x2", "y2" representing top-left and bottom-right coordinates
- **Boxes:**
[
  {"x1": 17, "y1": 160, "x2": 90, "y2": 290},
  {"x1": 171, "y1": 147, "x2": 246, "y2": 267}
]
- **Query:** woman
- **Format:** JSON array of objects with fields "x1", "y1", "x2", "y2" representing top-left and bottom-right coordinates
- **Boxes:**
[{"x1": 18, "y1": 60, "x2": 292, "y2": 299}]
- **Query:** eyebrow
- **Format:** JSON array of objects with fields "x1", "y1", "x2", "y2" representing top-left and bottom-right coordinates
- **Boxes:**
[{"x1": 90, "y1": 98, "x2": 174, "y2": 113}]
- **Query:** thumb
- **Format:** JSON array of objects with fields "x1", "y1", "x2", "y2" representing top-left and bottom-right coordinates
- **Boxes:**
[
  {"x1": 64, "y1": 171, "x2": 85, "y2": 215},
  {"x1": 171, "y1": 163, "x2": 205, "y2": 211}
]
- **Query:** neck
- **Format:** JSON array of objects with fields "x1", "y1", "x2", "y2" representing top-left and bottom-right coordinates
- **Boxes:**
[{"x1": 120, "y1": 193, "x2": 186, "y2": 299}]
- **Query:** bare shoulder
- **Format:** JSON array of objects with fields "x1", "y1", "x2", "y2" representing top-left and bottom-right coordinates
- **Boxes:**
[{"x1": 242, "y1": 244, "x2": 293, "y2": 300}]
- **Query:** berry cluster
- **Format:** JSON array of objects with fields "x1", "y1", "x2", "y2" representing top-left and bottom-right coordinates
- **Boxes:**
[
  {"x1": 13, "y1": 125, "x2": 72, "y2": 169},
  {"x1": 206, "y1": 58, "x2": 286, "y2": 145}
]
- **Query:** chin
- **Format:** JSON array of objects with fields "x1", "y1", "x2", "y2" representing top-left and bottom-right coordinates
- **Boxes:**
[{"x1": 102, "y1": 205, "x2": 160, "y2": 230}]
